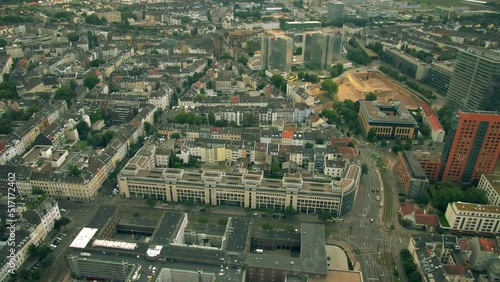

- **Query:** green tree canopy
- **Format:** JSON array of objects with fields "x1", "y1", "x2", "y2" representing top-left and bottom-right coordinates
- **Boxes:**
[
  {"x1": 367, "y1": 128, "x2": 377, "y2": 142},
  {"x1": 320, "y1": 79, "x2": 339, "y2": 98},
  {"x1": 432, "y1": 184, "x2": 488, "y2": 213},
  {"x1": 67, "y1": 32, "x2": 80, "y2": 42},
  {"x1": 84, "y1": 73, "x2": 100, "y2": 90},
  {"x1": 54, "y1": 217, "x2": 71, "y2": 231},
  {"x1": 75, "y1": 121, "x2": 91, "y2": 140},
  {"x1": 365, "y1": 92, "x2": 377, "y2": 101},
  {"x1": 54, "y1": 87, "x2": 75, "y2": 106}
]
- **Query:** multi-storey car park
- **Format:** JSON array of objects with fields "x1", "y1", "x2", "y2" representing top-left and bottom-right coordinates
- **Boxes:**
[
  {"x1": 118, "y1": 164, "x2": 361, "y2": 217},
  {"x1": 64, "y1": 205, "x2": 363, "y2": 282}
]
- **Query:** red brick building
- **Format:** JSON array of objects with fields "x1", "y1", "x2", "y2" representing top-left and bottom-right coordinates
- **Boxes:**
[
  {"x1": 414, "y1": 152, "x2": 442, "y2": 181},
  {"x1": 440, "y1": 111, "x2": 500, "y2": 185},
  {"x1": 396, "y1": 151, "x2": 429, "y2": 199}
]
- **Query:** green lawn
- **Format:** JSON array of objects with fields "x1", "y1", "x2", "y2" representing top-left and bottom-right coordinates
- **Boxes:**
[{"x1": 438, "y1": 213, "x2": 450, "y2": 227}]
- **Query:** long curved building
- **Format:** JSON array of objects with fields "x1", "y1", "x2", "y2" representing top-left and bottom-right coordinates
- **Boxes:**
[{"x1": 118, "y1": 164, "x2": 361, "y2": 216}]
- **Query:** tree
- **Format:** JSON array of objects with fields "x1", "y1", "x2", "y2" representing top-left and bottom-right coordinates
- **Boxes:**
[
  {"x1": 361, "y1": 163, "x2": 368, "y2": 174},
  {"x1": 220, "y1": 52, "x2": 232, "y2": 60},
  {"x1": 432, "y1": 184, "x2": 488, "y2": 213},
  {"x1": 408, "y1": 271, "x2": 422, "y2": 282},
  {"x1": 54, "y1": 217, "x2": 71, "y2": 231},
  {"x1": 315, "y1": 137, "x2": 324, "y2": 145},
  {"x1": 39, "y1": 256, "x2": 54, "y2": 268},
  {"x1": 270, "y1": 74, "x2": 285, "y2": 89},
  {"x1": 54, "y1": 87, "x2": 75, "y2": 106},
  {"x1": 404, "y1": 138, "x2": 413, "y2": 150},
  {"x1": 237, "y1": 55, "x2": 248, "y2": 65},
  {"x1": 400, "y1": 249, "x2": 412, "y2": 261},
  {"x1": 75, "y1": 121, "x2": 91, "y2": 140},
  {"x1": 208, "y1": 112, "x2": 216, "y2": 125},
  {"x1": 402, "y1": 259, "x2": 417, "y2": 274},
  {"x1": 318, "y1": 211, "x2": 333, "y2": 221},
  {"x1": 67, "y1": 32, "x2": 80, "y2": 42},
  {"x1": 284, "y1": 205, "x2": 297, "y2": 218},
  {"x1": 298, "y1": 72, "x2": 305, "y2": 80},
  {"x1": 170, "y1": 92, "x2": 179, "y2": 108},
  {"x1": 347, "y1": 141, "x2": 355, "y2": 148},
  {"x1": 262, "y1": 223, "x2": 273, "y2": 230},
  {"x1": 168, "y1": 151, "x2": 177, "y2": 168},
  {"x1": 374, "y1": 137, "x2": 384, "y2": 147},
  {"x1": 365, "y1": 92, "x2": 377, "y2": 101},
  {"x1": 68, "y1": 163, "x2": 81, "y2": 177},
  {"x1": 28, "y1": 244, "x2": 38, "y2": 256},
  {"x1": 83, "y1": 73, "x2": 100, "y2": 90},
  {"x1": 367, "y1": 128, "x2": 377, "y2": 142},
  {"x1": 270, "y1": 157, "x2": 280, "y2": 177},
  {"x1": 304, "y1": 73, "x2": 310, "y2": 81},
  {"x1": 170, "y1": 133, "x2": 181, "y2": 139},
  {"x1": 85, "y1": 14, "x2": 107, "y2": 25},
  {"x1": 305, "y1": 142, "x2": 313, "y2": 149},
  {"x1": 69, "y1": 79, "x2": 78, "y2": 91},
  {"x1": 146, "y1": 198, "x2": 156, "y2": 207},
  {"x1": 0, "y1": 38, "x2": 7, "y2": 47},
  {"x1": 320, "y1": 79, "x2": 339, "y2": 98},
  {"x1": 144, "y1": 122, "x2": 152, "y2": 135}
]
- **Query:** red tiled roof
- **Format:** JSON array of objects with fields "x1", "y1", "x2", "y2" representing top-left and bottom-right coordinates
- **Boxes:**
[
  {"x1": 230, "y1": 96, "x2": 239, "y2": 103},
  {"x1": 421, "y1": 104, "x2": 444, "y2": 131},
  {"x1": 19, "y1": 58, "x2": 29, "y2": 68},
  {"x1": 400, "y1": 202, "x2": 415, "y2": 216},
  {"x1": 428, "y1": 115, "x2": 444, "y2": 131},
  {"x1": 442, "y1": 265, "x2": 466, "y2": 276},
  {"x1": 457, "y1": 238, "x2": 472, "y2": 251},
  {"x1": 0, "y1": 141, "x2": 9, "y2": 153},
  {"x1": 212, "y1": 127, "x2": 222, "y2": 133},
  {"x1": 331, "y1": 137, "x2": 351, "y2": 146},
  {"x1": 309, "y1": 115, "x2": 320, "y2": 122},
  {"x1": 337, "y1": 147, "x2": 358, "y2": 158},
  {"x1": 415, "y1": 214, "x2": 439, "y2": 227},
  {"x1": 479, "y1": 238, "x2": 498, "y2": 254},
  {"x1": 282, "y1": 130, "x2": 293, "y2": 139}
]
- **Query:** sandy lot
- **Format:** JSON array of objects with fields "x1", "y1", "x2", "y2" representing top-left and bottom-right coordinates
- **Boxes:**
[{"x1": 333, "y1": 72, "x2": 426, "y2": 109}]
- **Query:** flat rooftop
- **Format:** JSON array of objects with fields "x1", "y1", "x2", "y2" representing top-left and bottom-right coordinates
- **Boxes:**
[
  {"x1": 453, "y1": 202, "x2": 500, "y2": 214},
  {"x1": 360, "y1": 100, "x2": 418, "y2": 126},
  {"x1": 67, "y1": 248, "x2": 244, "y2": 282},
  {"x1": 246, "y1": 223, "x2": 328, "y2": 275},
  {"x1": 482, "y1": 174, "x2": 500, "y2": 195},
  {"x1": 87, "y1": 205, "x2": 119, "y2": 230},
  {"x1": 414, "y1": 151, "x2": 442, "y2": 162},
  {"x1": 126, "y1": 165, "x2": 360, "y2": 195},
  {"x1": 69, "y1": 228, "x2": 99, "y2": 249},
  {"x1": 252, "y1": 229, "x2": 301, "y2": 242},
  {"x1": 151, "y1": 212, "x2": 185, "y2": 245},
  {"x1": 402, "y1": 151, "x2": 428, "y2": 179}
]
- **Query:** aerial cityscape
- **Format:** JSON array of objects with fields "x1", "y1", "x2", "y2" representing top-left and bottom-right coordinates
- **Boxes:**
[{"x1": 0, "y1": 0, "x2": 498, "y2": 281}]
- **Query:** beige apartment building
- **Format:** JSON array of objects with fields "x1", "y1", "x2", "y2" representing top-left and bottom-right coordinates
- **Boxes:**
[
  {"x1": 118, "y1": 164, "x2": 361, "y2": 216},
  {"x1": 478, "y1": 174, "x2": 500, "y2": 206},
  {"x1": 445, "y1": 202, "x2": 500, "y2": 234}
]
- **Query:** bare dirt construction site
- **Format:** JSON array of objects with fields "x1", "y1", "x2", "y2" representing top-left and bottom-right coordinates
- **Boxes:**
[{"x1": 334, "y1": 72, "x2": 426, "y2": 109}]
